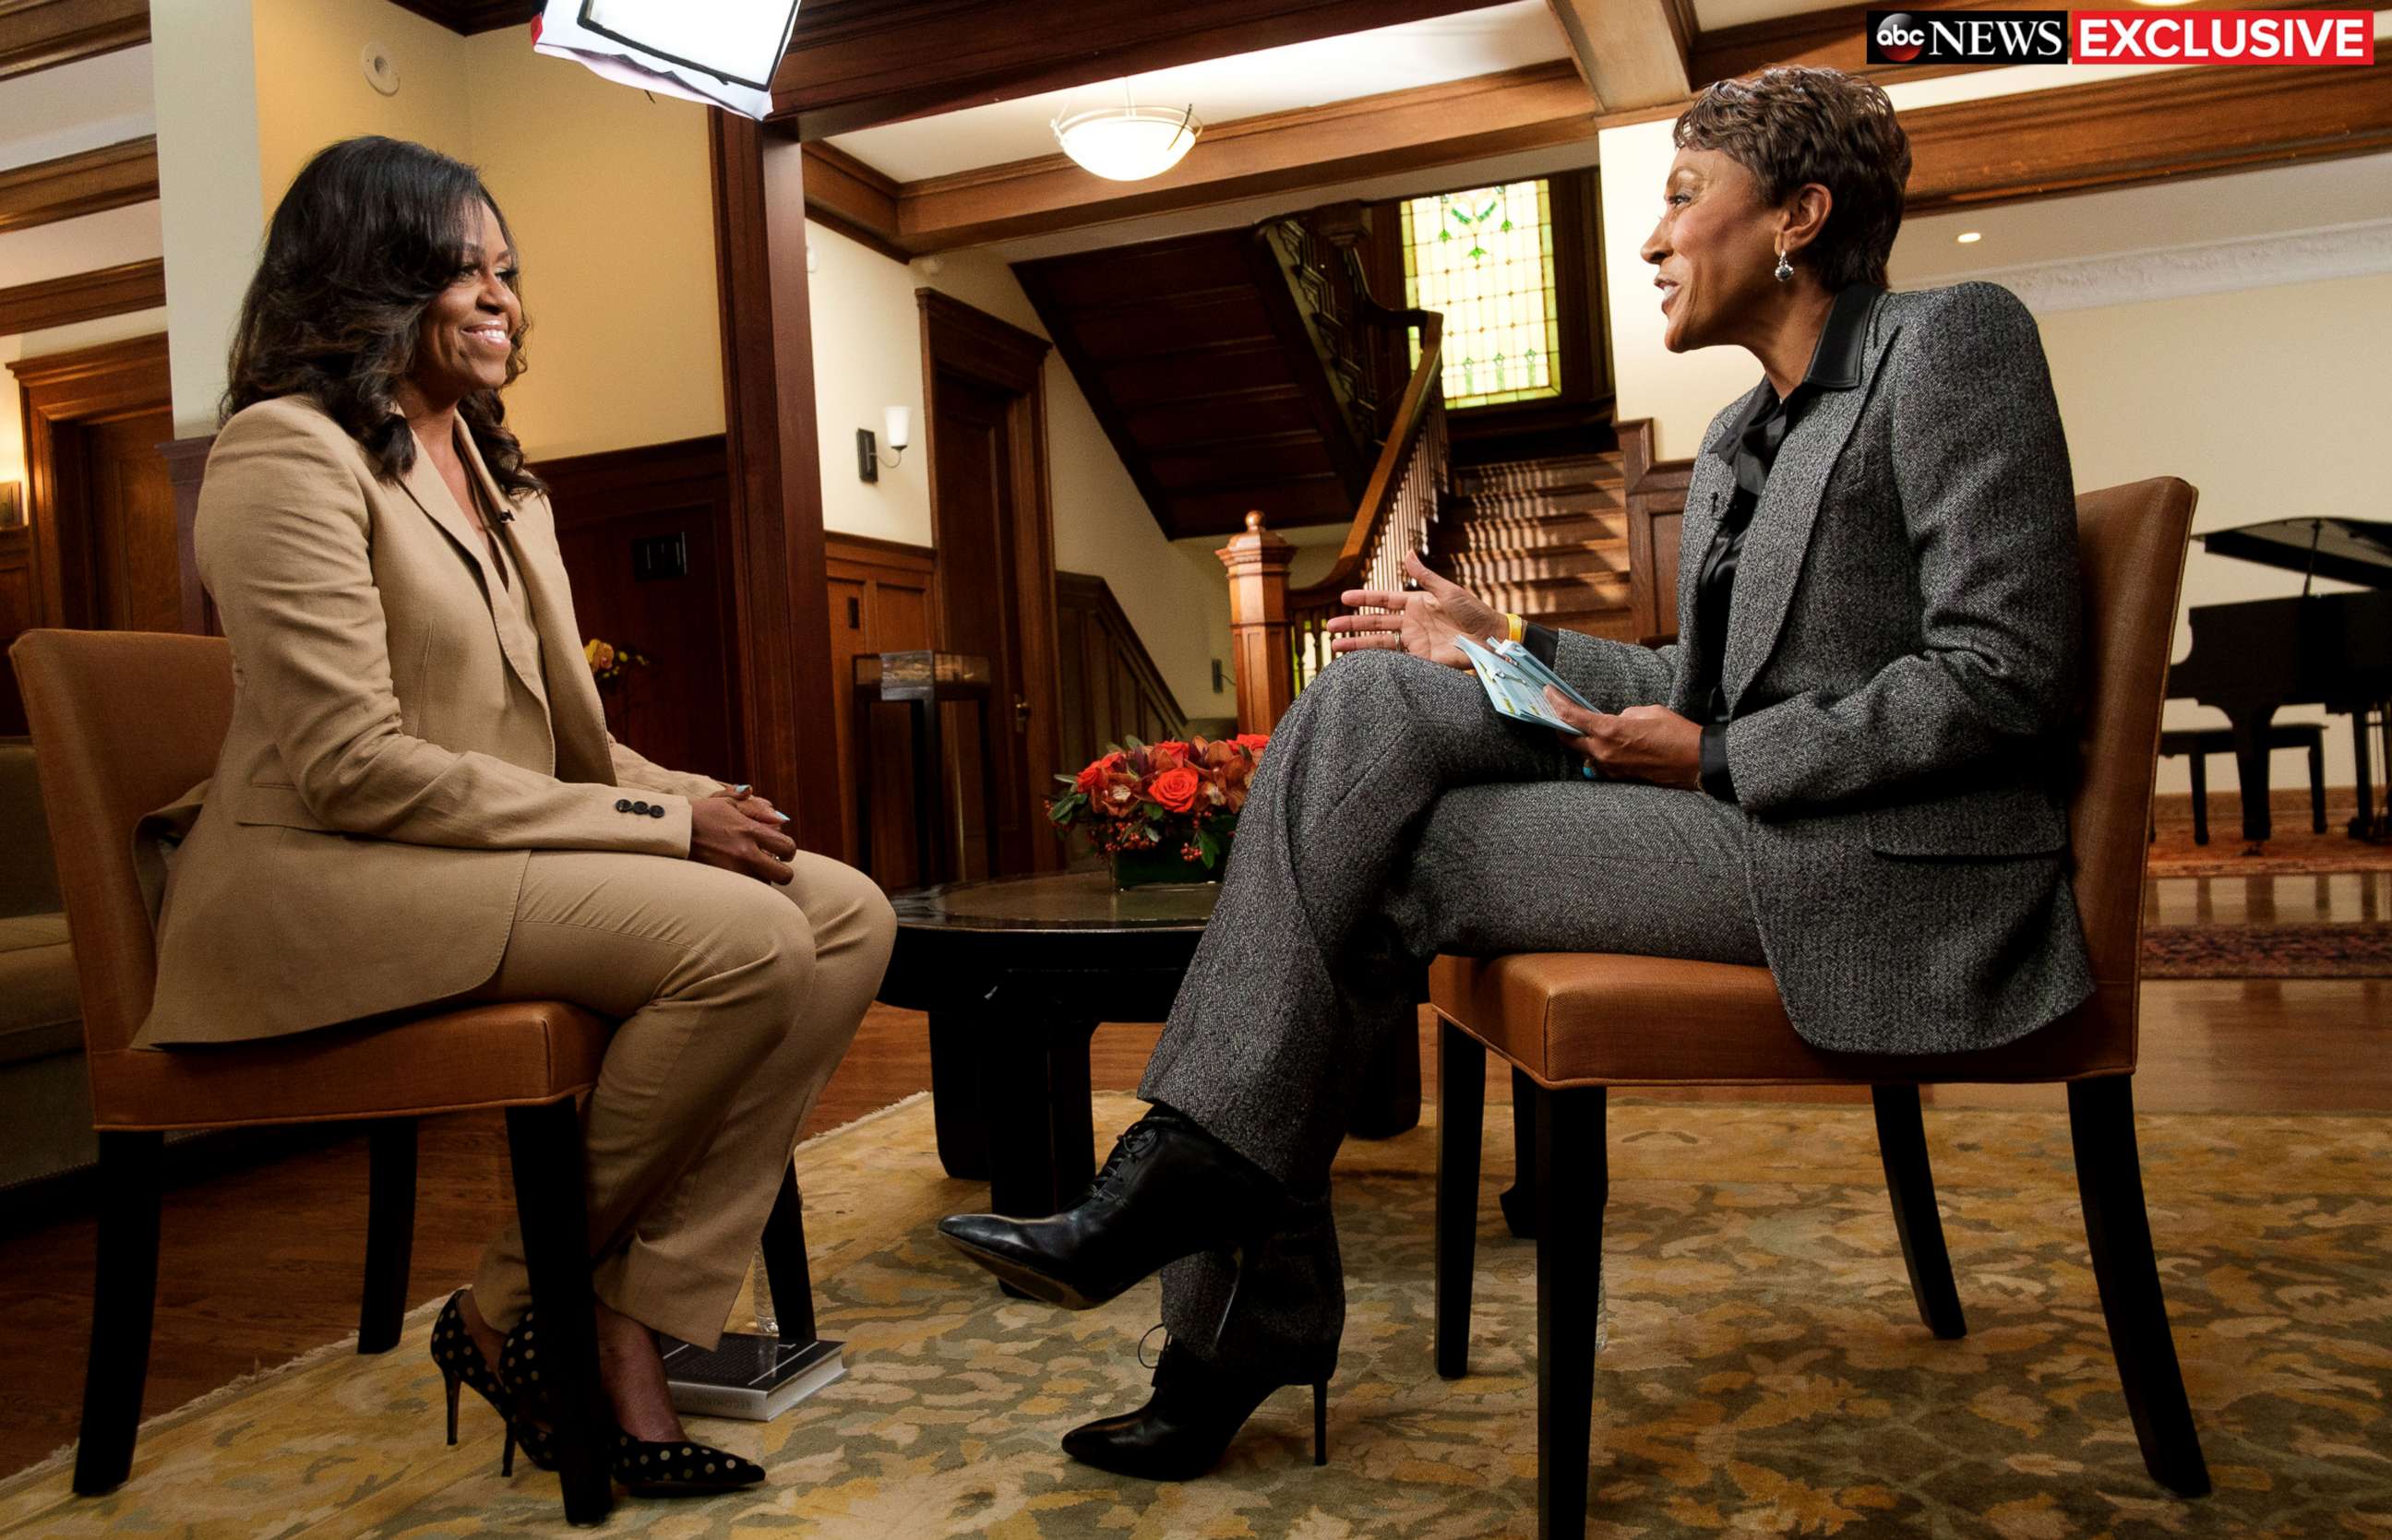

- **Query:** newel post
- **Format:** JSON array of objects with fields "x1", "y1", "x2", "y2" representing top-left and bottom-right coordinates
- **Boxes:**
[{"x1": 1219, "y1": 509, "x2": 1297, "y2": 736}]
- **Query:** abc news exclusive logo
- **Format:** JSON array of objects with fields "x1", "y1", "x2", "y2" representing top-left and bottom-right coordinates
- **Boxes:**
[{"x1": 1867, "y1": 9, "x2": 2376, "y2": 66}]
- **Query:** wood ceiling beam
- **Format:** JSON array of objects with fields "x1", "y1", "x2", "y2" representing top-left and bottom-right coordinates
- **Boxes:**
[
  {"x1": 0, "y1": 257, "x2": 163, "y2": 335},
  {"x1": 893, "y1": 62, "x2": 1597, "y2": 253},
  {"x1": 769, "y1": 0, "x2": 1520, "y2": 138},
  {"x1": 799, "y1": 142, "x2": 908, "y2": 262},
  {"x1": 1544, "y1": 0, "x2": 1689, "y2": 111},
  {"x1": 0, "y1": 137, "x2": 157, "y2": 237},
  {"x1": 0, "y1": 0, "x2": 147, "y2": 81},
  {"x1": 1903, "y1": 36, "x2": 2392, "y2": 214}
]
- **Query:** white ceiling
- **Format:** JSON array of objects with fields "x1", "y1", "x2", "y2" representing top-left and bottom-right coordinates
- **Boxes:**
[
  {"x1": 0, "y1": 43, "x2": 155, "y2": 173},
  {"x1": 826, "y1": 1, "x2": 1573, "y2": 184},
  {"x1": 1896, "y1": 150, "x2": 2392, "y2": 286}
]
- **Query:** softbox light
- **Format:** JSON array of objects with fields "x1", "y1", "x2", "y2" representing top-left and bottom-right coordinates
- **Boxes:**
[{"x1": 533, "y1": 0, "x2": 803, "y2": 121}]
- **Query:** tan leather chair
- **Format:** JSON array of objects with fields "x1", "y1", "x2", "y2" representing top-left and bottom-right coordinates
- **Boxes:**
[
  {"x1": 1429, "y1": 478, "x2": 2207, "y2": 1539},
  {"x1": 11, "y1": 629, "x2": 632, "y2": 1522}
]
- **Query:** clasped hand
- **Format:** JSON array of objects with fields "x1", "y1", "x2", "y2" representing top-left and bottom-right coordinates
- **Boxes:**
[
  {"x1": 1322, "y1": 549, "x2": 1704, "y2": 791},
  {"x1": 690, "y1": 785, "x2": 797, "y2": 885}
]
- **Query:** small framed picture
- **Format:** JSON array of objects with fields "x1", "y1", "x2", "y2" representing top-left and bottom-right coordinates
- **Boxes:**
[{"x1": 0, "y1": 482, "x2": 23, "y2": 532}]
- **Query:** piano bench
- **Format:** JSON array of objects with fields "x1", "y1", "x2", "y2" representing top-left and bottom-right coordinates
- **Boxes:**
[{"x1": 2156, "y1": 723, "x2": 2327, "y2": 845}]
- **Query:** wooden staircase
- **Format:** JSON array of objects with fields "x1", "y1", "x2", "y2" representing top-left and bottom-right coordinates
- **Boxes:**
[{"x1": 1429, "y1": 449, "x2": 1640, "y2": 641}]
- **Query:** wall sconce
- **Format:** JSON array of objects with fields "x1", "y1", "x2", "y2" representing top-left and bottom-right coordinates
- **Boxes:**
[{"x1": 857, "y1": 406, "x2": 911, "y2": 483}]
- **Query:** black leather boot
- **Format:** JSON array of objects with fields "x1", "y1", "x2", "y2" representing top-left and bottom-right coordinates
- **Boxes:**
[
  {"x1": 937, "y1": 1107, "x2": 1280, "y2": 1309},
  {"x1": 1062, "y1": 1339, "x2": 1329, "y2": 1481}
]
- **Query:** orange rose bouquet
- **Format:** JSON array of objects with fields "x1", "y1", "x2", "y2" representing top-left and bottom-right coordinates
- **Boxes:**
[{"x1": 1047, "y1": 734, "x2": 1266, "y2": 880}]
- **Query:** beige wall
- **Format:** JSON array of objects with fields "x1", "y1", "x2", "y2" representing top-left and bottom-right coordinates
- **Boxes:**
[
  {"x1": 251, "y1": 0, "x2": 475, "y2": 203},
  {"x1": 807, "y1": 222, "x2": 931, "y2": 547},
  {"x1": 805, "y1": 225, "x2": 1237, "y2": 720},
  {"x1": 458, "y1": 35, "x2": 723, "y2": 460},
  {"x1": 152, "y1": 0, "x2": 264, "y2": 436}
]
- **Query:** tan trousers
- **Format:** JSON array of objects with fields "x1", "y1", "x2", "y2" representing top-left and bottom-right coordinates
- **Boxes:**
[{"x1": 464, "y1": 846, "x2": 894, "y2": 1346}]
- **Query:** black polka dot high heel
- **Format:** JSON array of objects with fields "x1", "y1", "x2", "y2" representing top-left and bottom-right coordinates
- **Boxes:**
[
  {"x1": 430, "y1": 1291, "x2": 556, "y2": 1475},
  {"x1": 610, "y1": 1430, "x2": 767, "y2": 1496},
  {"x1": 491, "y1": 1311, "x2": 563, "y2": 1476}
]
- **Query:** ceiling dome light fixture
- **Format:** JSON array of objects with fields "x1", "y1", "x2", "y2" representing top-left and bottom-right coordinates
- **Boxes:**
[{"x1": 1053, "y1": 96, "x2": 1202, "y2": 182}]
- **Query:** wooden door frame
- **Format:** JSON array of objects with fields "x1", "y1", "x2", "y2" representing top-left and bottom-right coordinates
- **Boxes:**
[
  {"x1": 6, "y1": 332, "x2": 177, "y2": 631},
  {"x1": 915, "y1": 287, "x2": 1063, "y2": 873}
]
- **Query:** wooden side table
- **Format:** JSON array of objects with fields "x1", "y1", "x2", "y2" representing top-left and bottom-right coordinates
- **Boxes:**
[{"x1": 877, "y1": 870, "x2": 1423, "y2": 1224}]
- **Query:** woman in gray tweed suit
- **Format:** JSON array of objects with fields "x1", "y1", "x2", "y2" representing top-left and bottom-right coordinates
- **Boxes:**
[{"x1": 945, "y1": 66, "x2": 2093, "y2": 1479}]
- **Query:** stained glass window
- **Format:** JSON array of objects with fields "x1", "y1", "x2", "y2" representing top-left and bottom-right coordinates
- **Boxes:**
[{"x1": 1400, "y1": 179, "x2": 1562, "y2": 410}]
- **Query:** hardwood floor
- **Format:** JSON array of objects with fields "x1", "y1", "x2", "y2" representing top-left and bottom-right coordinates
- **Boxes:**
[{"x1": 0, "y1": 871, "x2": 2384, "y2": 1479}]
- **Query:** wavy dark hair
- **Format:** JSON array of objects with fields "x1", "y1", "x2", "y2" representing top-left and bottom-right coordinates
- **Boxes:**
[
  {"x1": 1673, "y1": 67, "x2": 1910, "y2": 292},
  {"x1": 224, "y1": 136, "x2": 543, "y2": 498}
]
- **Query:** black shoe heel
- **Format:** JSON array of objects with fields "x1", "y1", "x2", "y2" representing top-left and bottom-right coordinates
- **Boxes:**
[
  {"x1": 430, "y1": 1290, "x2": 554, "y2": 1473},
  {"x1": 1061, "y1": 1340, "x2": 1333, "y2": 1481},
  {"x1": 493, "y1": 1313, "x2": 561, "y2": 1474}
]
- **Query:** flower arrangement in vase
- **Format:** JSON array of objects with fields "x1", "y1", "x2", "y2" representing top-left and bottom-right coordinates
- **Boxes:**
[
  {"x1": 583, "y1": 636, "x2": 652, "y2": 740},
  {"x1": 1046, "y1": 734, "x2": 1269, "y2": 888}
]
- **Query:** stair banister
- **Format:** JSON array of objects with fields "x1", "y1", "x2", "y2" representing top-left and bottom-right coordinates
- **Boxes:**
[{"x1": 1222, "y1": 216, "x2": 1448, "y2": 733}]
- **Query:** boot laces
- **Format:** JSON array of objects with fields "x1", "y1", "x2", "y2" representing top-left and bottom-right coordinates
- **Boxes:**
[{"x1": 1087, "y1": 1120, "x2": 1161, "y2": 1201}]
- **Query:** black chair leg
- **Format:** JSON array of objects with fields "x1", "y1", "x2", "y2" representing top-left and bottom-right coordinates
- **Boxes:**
[
  {"x1": 1434, "y1": 1021, "x2": 1486, "y2": 1379},
  {"x1": 73, "y1": 1130, "x2": 164, "y2": 1497},
  {"x1": 504, "y1": 1100, "x2": 613, "y2": 1526},
  {"x1": 1872, "y1": 1086, "x2": 1967, "y2": 1340},
  {"x1": 2309, "y1": 738, "x2": 2327, "y2": 834},
  {"x1": 2188, "y1": 753, "x2": 2209, "y2": 846},
  {"x1": 1535, "y1": 1083, "x2": 1607, "y2": 1540},
  {"x1": 759, "y1": 1161, "x2": 817, "y2": 1343},
  {"x1": 358, "y1": 1117, "x2": 418, "y2": 1354},
  {"x1": 2066, "y1": 1077, "x2": 2211, "y2": 1498},
  {"x1": 1499, "y1": 1067, "x2": 1539, "y2": 1239}
]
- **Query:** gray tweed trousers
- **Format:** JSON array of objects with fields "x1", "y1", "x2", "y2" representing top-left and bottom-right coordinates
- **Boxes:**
[{"x1": 1138, "y1": 648, "x2": 1767, "y2": 1375}]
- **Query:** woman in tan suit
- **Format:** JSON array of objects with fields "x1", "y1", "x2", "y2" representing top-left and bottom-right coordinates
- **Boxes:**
[{"x1": 150, "y1": 136, "x2": 894, "y2": 1493}]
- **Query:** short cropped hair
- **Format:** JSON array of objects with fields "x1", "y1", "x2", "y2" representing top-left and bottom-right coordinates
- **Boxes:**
[{"x1": 1671, "y1": 67, "x2": 1911, "y2": 291}]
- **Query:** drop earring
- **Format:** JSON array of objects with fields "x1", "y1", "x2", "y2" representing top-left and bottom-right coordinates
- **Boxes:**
[{"x1": 1774, "y1": 247, "x2": 1793, "y2": 283}]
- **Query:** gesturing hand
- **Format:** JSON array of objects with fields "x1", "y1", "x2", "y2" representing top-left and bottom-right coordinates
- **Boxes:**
[
  {"x1": 1543, "y1": 690, "x2": 1705, "y2": 791},
  {"x1": 1322, "y1": 550, "x2": 1505, "y2": 671},
  {"x1": 691, "y1": 788, "x2": 796, "y2": 885}
]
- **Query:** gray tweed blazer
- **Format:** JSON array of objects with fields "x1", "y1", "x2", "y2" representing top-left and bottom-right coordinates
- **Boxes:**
[{"x1": 1553, "y1": 280, "x2": 2094, "y2": 1055}]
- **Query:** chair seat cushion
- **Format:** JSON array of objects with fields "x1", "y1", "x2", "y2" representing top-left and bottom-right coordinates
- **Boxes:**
[
  {"x1": 1429, "y1": 953, "x2": 2132, "y2": 1088},
  {"x1": 90, "y1": 1001, "x2": 615, "y2": 1129}
]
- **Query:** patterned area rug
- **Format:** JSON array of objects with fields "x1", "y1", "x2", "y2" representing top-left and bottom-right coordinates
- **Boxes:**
[
  {"x1": 4, "y1": 1092, "x2": 2389, "y2": 1537},
  {"x1": 2143, "y1": 922, "x2": 2392, "y2": 977},
  {"x1": 2147, "y1": 790, "x2": 2392, "y2": 879}
]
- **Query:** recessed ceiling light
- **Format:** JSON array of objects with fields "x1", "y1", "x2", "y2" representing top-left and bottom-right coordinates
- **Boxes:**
[{"x1": 1956, "y1": 232, "x2": 1983, "y2": 245}]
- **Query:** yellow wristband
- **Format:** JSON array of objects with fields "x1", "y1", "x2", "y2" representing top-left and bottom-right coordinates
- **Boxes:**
[{"x1": 1506, "y1": 612, "x2": 1525, "y2": 643}]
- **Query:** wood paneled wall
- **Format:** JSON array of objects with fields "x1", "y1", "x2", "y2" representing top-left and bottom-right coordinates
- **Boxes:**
[
  {"x1": 824, "y1": 531, "x2": 939, "y2": 883},
  {"x1": 1054, "y1": 570, "x2": 1190, "y2": 769},
  {"x1": 538, "y1": 436, "x2": 745, "y2": 785},
  {"x1": 1618, "y1": 417, "x2": 1692, "y2": 647}
]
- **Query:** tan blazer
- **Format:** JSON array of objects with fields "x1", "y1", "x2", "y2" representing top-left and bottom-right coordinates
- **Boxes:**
[{"x1": 135, "y1": 395, "x2": 724, "y2": 1047}]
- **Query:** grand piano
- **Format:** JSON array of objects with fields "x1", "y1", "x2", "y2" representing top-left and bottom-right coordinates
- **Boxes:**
[{"x1": 2164, "y1": 517, "x2": 2392, "y2": 844}]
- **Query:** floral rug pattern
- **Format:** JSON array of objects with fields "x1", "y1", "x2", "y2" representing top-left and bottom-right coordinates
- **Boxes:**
[{"x1": 3, "y1": 1092, "x2": 2388, "y2": 1537}]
